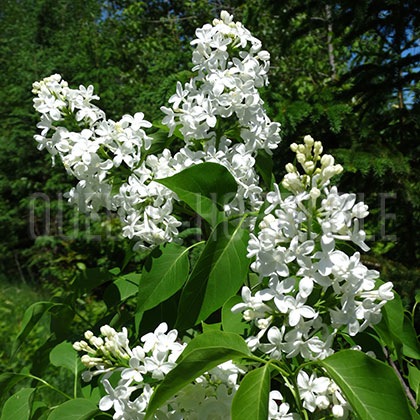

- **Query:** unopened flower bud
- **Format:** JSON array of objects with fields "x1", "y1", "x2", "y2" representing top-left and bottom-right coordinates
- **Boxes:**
[
  {"x1": 260, "y1": 214, "x2": 276, "y2": 229},
  {"x1": 285, "y1": 163, "x2": 296, "y2": 173},
  {"x1": 352, "y1": 202, "x2": 369, "y2": 218},
  {"x1": 296, "y1": 153, "x2": 306, "y2": 164},
  {"x1": 81, "y1": 354, "x2": 101, "y2": 368},
  {"x1": 322, "y1": 165, "x2": 336, "y2": 179},
  {"x1": 84, "y1": 330, "x2": 94, "y2": 340},
  {"x1": 82, "y1": 370, "x2": 93, "y2": 382},
  {"x1": 257, "y1": 50, "x2": 270, "y2": 61},
  {"x1": 220, "y1": 10, "x2": 229, "y2": 21},
  {"x1": 290, "y1": 143, "x2": 298, "y2": 152},
  {"x1": 378, "y1": 282, "x2": 394, "y2": 300},
  {"x1": 73, "y1": 341, "x2": 82, "y2": 351},
  {"x1": 314, "y1": 141, "x2": 323, "y2": 155},
  {"x1": 334, "y1": 164, "x2": 343, "y2": 174},
  {"x1": 316, "y1": 395, "x2": 330, "y2": 410},
  {"x1": 310, "y1": 187, "x2": 321, "y2": 200},
  {"x1": 256, "y1": 317, "x2": 271, "y2": 330},
  {"x1": 328, "y1": 382, "x2": 339, "y2": 394},
  {"x1": 332, "y1": 405, "x2": 344, "y2": 418},
  {"x1": 90, "y1": 336, "x2": 104, "y2": 348},
  {"x1": 303, "y1": 161, "x2": 315, "y2": 173},
  {"x1": 100, "y1": 325, "x2": 116, "y2": 338},
  {"x1": 321, "y1": 154, "x2": 334, "y2": 167},
  {"x1": 243, "y1": 310, "x2": 253, "y2": 321},
  {"x1": 304, "y1": 135, "x2": 314, "y2": 147},
  {"x1": 297, "y1": 144, "x2": 306, "y2": 154}
]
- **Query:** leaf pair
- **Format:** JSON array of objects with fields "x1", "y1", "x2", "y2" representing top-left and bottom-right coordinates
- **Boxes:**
[{"x1": 137, "y1": 162, "x2": 249, "y2": 330}]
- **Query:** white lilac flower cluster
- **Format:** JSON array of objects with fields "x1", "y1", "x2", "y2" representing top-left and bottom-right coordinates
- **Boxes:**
[
  {"x1": 32, "y1": 74, "x2": 152, "y2": 219},
  {"x1": 233, "y1": 136, "x2": 394, "y2": 364},
  {"x1": 32, "y1": 11, "x2": 280, "y2": 249},
  {"x1": 295, "y1": 370, "x2": 350, "y2": 418},
  {"x1": 161, "y1": 10, "x2": 280, "y2": 153},
  {"x1": 161, "y1": 10, "x2": 281, "y2": 215},
  {"x1": 73, "y1": 321, "x2": 350, "y2": 419},
  {"x1": 267, "y1": 369, "x2": 350, "y2": 419},
  {"x1": 32, "y1": 74, "x2": 184, "y2": 250},
  {"x1": 73, "y1": 323, "x2": 247, "y2": 420}
]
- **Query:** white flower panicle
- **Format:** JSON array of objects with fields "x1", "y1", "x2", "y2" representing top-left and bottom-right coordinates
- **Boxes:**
[
  {"x1": 160, "y1": 10, "x2": 282, "y2": 216},
  {"x1": 32, "y1": 11, "x2": 281, "y2": 249},
  {"x1": 161, "y1": 10, "x2": 280, "y2": 154},
  {"x1": 234, "y1": 138, "x2": 394, "y2": 366},
  {"x1": 33, "y1": 74, "x2": 151, "y2": 217},
  {"x1": 73, "y1": 323, "x2": 245, "y2": 420},
  {"x1": 33, "y1": 74, "x2": 188, "y2": 250}
]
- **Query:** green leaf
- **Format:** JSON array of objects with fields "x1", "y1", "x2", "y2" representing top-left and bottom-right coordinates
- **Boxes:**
[
  {"x1": 401, "y1": 316, "x2": 420, "y2": 359},
  {"x1": 50, "y1": 341, "x2": 82, "y2": 376},
  {"x1": 156, "y1": 162, "x2": 237, "y2": 225},
  {"x1": 50, "y1": 305, "x2": 74, "y2": 340},
  {"x1": 0, "y1": 388, "x2": 35, "y2": 420},
  {"x1": 12, "y1": 301, "x2": 57, "y2": 357},
  {"x1": 144, "y1": 128, "x2": 172, "y2": 157},
  {"x1": 47, "y1": 399, "x2": 100, "y2": 420},
  {"x1": 222, "y1": 295, "x2": 249, "y2": 335},
  {"x1": 231, "y1": 365, "x2": 270, "y2": 420},
  {"x1": 176, "y1": 330, "x2": 251, "y2": 363},
  {"x1": 255, "y1": 149, "x2": 273, "y2": 188},
  {"x1": 75, "y1": 268, "x2": 111, "y2": 293},
  {"x1": 137, "y1": 243, "x2": 189, "y2": 313},
  {"x1": 408, "y1": 366, "x2": 420, "y2": 406},
  {"x1": 382, "y1": 291, "x2": 404, "y2": 337},
  {"x1": 375, "y1": 289, "x2": 404, "y2": 354},
  {"x1": 104, "y1": 273, "x2": 140, "y2": 307},
  {"x1": 175, "y1": 221, "x2": 250, "y2": 330},
  {"x1": 31, "y1": 405, "x2": 51, "y2": 420},
  {"x1": 144, "y1": 331, "x2": 250, "y2": 419},
  {"x1": 202, "y1": 321, "x2": 222, "y2": 333},
  {"x1": 321, "y1": 350, "x2": 412, "y2": 420},
  {"x1": 80, "y1": 382, "x2": 101, "y2": 404},
  {"x1": 410, "y1": 406, "x2": 420, "y2": 420}
]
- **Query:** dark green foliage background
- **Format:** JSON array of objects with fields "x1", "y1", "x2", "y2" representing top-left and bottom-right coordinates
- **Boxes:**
[{"x1": 0, "y1": 0, "x2": 419, "y2": 366}]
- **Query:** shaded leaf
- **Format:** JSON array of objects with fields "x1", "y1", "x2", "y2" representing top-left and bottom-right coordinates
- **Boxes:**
[
  {"x1": 12, "y1": 301, "x2": 57, "y2": 357},
  {"x1": 408, "y1": 366, "x2": 420, "y2": 406},
  {"x1": 0, "y1": 372, "x2": 26, "y2": 401},
  {"x1": 75, "y1": 268, "x2": 111, "y2": 293},
  {"x1": 104, "y1": 273, "x2": 140, "y2": 307},
  {"x1": 222, "y1": 295, "x2": 249, "y2": 336},
  {"x1": 401, "y1": 316, "x2": 420, "y2": 360}
]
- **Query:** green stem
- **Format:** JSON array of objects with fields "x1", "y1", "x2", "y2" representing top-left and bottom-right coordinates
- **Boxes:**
[
  {"x1": 185, "y1": 240, "x2": 205, "y2": 252},
  {"x1": 74, "y1": 370, "x2": 78, "y2": 399},
  {"x1": 227, "y1": 211, "x2": 259, "y2": 222},
  {"x1": 411, "y1": 302, "x2": 418, "y2": 328},
  {"x1": 246, "y1": 355, "x2": 291, "y2": 378},
  {"x1": 7, "y1": 372, "x2": 72, "y2": 400},
  {"x1": 289, "y1": 371, "x2": 309, "y2": 419},
  {"x1": 70, "y1": 305, "x2": 94, "y2": 328}
]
